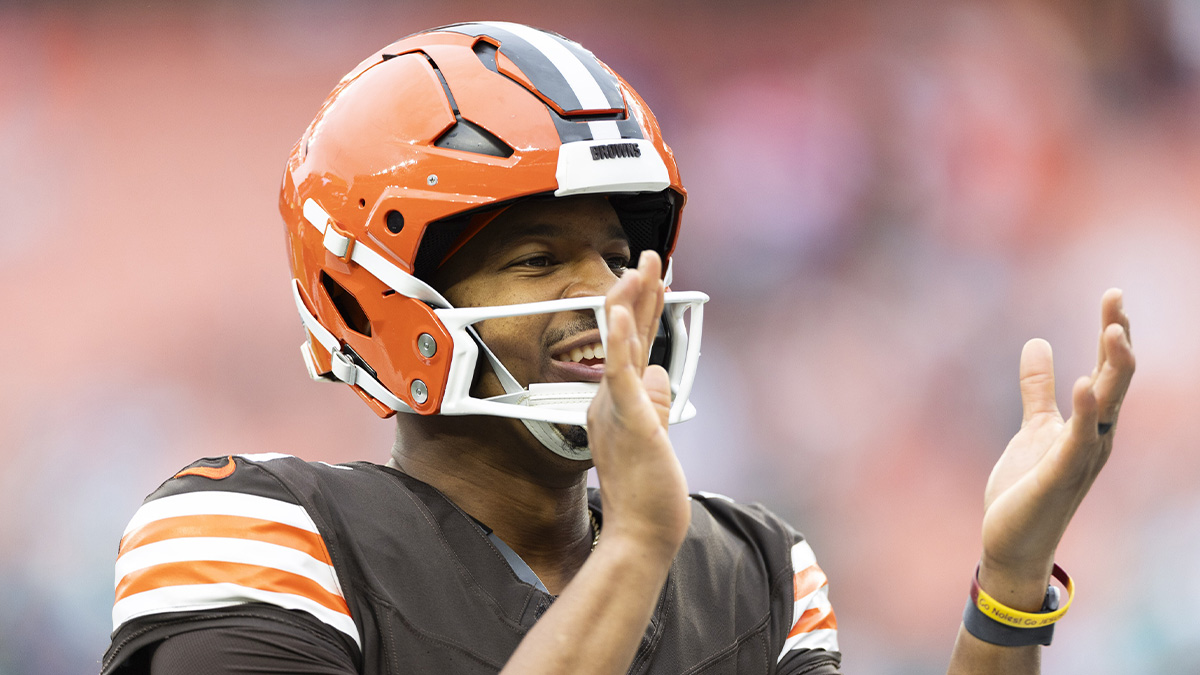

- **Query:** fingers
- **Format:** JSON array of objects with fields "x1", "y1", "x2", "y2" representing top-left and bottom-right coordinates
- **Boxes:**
[
  {"x1": 602, "y1": 303, "x2": 647, "y2": 402},
  {"x1": 600, "y1": 302, "x2": 669, "y2": 435},
  {"x1": 604, "y1": 251, "x2": 665, "y2": 368},
  {"x1": 633, "y1": 251, "x2": 664, "y2": 356},
  {"x1": 1068, "y1": 376, "x2": 1099, "y2": 444},
  {"x1": 1102, "y1": 288, "x2": 1131, "y2": 347},
  {"x1": 1061, "y1": 375, "x2": 1116, "y2": 488},
  {"x1": 1095, "y1": 288, "x2": 1131, "y2": 376},
  {"x1": 1093, "y1": 321, "x2": 1135, "y2": 432},
  {"x1": 1090, "y1": 289, "x2": 1134, "y2": 433},
  {"x1": 1019, "y1": 338, "x2": 1060, "y2": 425}
]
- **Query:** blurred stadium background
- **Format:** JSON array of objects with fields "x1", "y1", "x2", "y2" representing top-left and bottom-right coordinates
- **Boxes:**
[{"x1": 3, "y1": 0, "x2": 1199, "y2": 673}]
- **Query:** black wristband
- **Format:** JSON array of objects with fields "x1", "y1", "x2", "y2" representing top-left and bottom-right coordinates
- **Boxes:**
[{"x1": 962, "y1": 586, "x2": 1060, "y2": 647}]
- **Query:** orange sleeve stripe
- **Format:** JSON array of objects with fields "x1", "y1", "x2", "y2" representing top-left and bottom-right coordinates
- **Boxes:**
[
  {"x1": 119, "y1": 516, "x2": 328, "y2": 562},
  {"x1": 115, "y1": 560, "x2": 351, "y2": 616},
  {"x1": 793, "y1": 564, "x2": 829, "y2": 601},
  {"x1": 787, "y1": 605, "x2": 838, "y2": 638},
  {"x1": 173, "y1": 456, "x2": 236, "y2": 480}
]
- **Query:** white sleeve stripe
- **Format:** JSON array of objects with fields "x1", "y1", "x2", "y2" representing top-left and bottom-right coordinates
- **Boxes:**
[
  {"x1": 317, "y1": 461, "x2": 354, "y2": 471},
  {"x1": 776, "y1": 628, "x2": 839, "y2": 661},
  {"x1": 112, "y1": 583, "x2": 360, "y2": 648},
  {"x1": 123, "y1": 492, "x2": 318, "y2": 537},
  {"x1": 792, "y1": 584, "x2": 832, "y2": 619},
  {"x1": 236, "y1": 452, "x2": 294, "y2": 462},
  {"x1": 789, "y1": 540, "x2": 817, "y2": 572},
  {"x1": 115, "y1": 537, "x2": 342, "y2": 597}
]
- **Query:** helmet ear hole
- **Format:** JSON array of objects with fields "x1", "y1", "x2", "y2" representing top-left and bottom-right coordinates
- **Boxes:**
[
  {"x1": 320, "y1": 271, "x2": 373, "y2": 337},
  {"x1": 609, "y1": 191, "x2": 677, "y2": 268}
]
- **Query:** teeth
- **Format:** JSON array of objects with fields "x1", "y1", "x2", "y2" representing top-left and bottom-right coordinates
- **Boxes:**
[{"x1": 556, "y1": 342, "x2": 605, "y2": 364}]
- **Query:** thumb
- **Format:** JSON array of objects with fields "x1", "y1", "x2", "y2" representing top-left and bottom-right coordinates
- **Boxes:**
[{"x1": 1019, "y1": 338, "x2": 1060, "y2": 424}]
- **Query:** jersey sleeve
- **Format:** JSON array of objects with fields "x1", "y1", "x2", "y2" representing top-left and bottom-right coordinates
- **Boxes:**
[
  {"x1": 690, "y1": 491, "x2": 841, "y2": 673},
  {"x1": 103, "y1": 605, "x2": 358, "y2": 675},
  {"x1": 776, "y1": 535, "x2": 840, "y2": 667},
  {"x1": 108, "y1": 455, "x2": 360, "y2": 666}
]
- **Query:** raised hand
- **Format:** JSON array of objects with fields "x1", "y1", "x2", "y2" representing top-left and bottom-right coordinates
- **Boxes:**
[
  {"x1": 497, "y1": 257, "x2": 692, "y2": 675},
  {"x1": 978, "y1": 289, "x2": 1135, "y2": 606},
  {"x1": 587, "y1": 250, "x2": 691, "y2": 558}
]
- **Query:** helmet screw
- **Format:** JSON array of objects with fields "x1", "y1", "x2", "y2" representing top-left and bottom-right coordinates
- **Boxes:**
[
  {"x1": 410, "y1": 379, "x2": 429, "y2": 404},
  {"x1": 426, "y1": 174, "x2": 438, "y2": 186},
  {"x1": 417, "y1": 333, "x2": 437, "y2": 357}
]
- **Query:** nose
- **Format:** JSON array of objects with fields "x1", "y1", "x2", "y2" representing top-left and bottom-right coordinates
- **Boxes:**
[{"x1": 562, "y1": 251, "x2": 621, "y2": 299}]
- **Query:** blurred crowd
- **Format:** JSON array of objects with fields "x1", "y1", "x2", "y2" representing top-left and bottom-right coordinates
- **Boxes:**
[{"x1": 2, "y1": 1, "x2": 1198, "y2": 673}]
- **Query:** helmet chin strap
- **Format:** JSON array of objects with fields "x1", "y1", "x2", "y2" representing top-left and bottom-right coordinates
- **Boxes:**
[
  {"x1": 520, "y1": 417, "x2": 591, "y2": 462},
  {"x1": 468, "y1": 327, "x2": 593, "y2": 462}
]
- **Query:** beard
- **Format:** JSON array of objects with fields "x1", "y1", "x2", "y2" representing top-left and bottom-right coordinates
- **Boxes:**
[
  {"x1": 560, "y1": 424, "x2": 589, "y2": 449},
  {"x1": 543, "y1": 316, "x2": 599, "y2": 354}
]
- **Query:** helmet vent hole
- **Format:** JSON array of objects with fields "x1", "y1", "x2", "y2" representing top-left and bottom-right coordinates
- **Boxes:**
[
  {"x1": 385, "y1": 210, "x2": 404, "y2": 233},
  {"x1": 358, "y1": 198, "x2": 366, "y2": 208},
  {"x1": 320, "y1": 271, "x2": 373, "y2": 337},
  {"x1": 472, "y1": 40, "x2": 499, "y2": 73},
  {"x1": 434, "y1": 117, "x2": 514, "y2": 158}
]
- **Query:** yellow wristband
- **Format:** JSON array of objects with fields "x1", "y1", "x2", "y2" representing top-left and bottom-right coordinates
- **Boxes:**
[{"x1": 970, "y1": 564, "x2": 1074, "y2": 629}]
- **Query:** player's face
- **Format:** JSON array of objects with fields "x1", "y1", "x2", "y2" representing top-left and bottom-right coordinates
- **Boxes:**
[{"x1": 430, "y1": 195, "x2": 632, "y2": 399}]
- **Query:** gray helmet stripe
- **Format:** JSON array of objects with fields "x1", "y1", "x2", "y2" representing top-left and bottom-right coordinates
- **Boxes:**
[
  {"x1": 614, "y1": 116, "x2": 644, "y2": 140},
  {"x1": 443, "y1": 22, "x2": 624, "y2": 113},
  {"x1": 551, "y1": 114, "x2": 594, "y2": 143},
  {"x1": 443, "y1": 23, "x2": 582, "y2": 112},
  {"x1": 438, "y1": 22, "x2": 645, "y2": 144}
]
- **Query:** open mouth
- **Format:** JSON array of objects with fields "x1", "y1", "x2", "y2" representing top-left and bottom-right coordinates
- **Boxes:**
[{"x1": 553, "y1": 341, "x2": 606, "y2": 368}]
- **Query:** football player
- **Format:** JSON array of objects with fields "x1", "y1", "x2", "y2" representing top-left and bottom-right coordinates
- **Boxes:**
[{"x1": 103, "y1": 22, "x2": 1134, "y2": 675}]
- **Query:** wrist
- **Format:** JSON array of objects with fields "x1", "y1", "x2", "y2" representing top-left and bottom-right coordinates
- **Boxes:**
[
  {"x1": 587, "y1": 527, "x2": 678, "y2": 591},
  {"x1": 977, "y1": 556, "x2": 1054, "y2": 612},
  {"x1": 600, "y1": 520, "x2": 685, "y2": 565},
  {"x1": 962, "y1": 562, "x2": 1074, "y2": 647},
  {"x1": 597, "y1": 497, "x2": 690, "y2": 563}
]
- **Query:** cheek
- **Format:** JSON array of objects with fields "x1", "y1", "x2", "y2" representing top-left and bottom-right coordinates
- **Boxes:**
[{"x1": 473, "y1": 314, "x2": 550, "y2": 386}]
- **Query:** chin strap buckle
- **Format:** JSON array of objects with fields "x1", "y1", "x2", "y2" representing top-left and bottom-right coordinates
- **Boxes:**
[
  {"x1": 323, "y1": 220, "x2": 355, "y2": 262},
  {"x1": 329, "y1": 348, "x2": 358, "y2": 386}
]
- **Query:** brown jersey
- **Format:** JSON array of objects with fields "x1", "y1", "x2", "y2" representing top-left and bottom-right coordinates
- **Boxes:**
[{"x1": 103, "y1": 454, "x2": 841, "y2": 674}]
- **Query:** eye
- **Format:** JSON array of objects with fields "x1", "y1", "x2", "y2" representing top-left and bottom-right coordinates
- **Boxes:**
[
  {"x1": 511, "y1": 254, "x2": 555, "y2": 269},
  {"x1": 606, "y1": 254, "x2": 630, "y2": 273}
]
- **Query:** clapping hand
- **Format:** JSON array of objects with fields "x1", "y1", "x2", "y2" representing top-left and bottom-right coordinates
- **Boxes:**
[{"x1": 978, "y1": 289, "x2": 1135, "y2": 606}]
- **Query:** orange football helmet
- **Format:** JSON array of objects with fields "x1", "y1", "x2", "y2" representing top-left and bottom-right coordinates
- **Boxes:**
[{"x1": 280, "y1": 22, "x2": 707, "y2": 459}]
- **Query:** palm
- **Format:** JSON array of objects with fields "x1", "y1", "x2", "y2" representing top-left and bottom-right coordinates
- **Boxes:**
[{"x1": 983, "y1": 410, "x2": 1071, "y2": 570}]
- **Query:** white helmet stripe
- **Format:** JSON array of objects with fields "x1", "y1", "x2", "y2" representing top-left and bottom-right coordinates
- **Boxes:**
[
  {"x1": 483, "y1": 21, "x2": 611, "y2": 109},
  {"x1": 452, "y1": 21, "x2": 622, "y2": 111}
]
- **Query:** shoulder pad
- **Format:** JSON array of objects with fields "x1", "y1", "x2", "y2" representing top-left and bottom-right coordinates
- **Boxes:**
[{"x1": 112, "y1": 454, "x2": 359, "y2": 648}]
